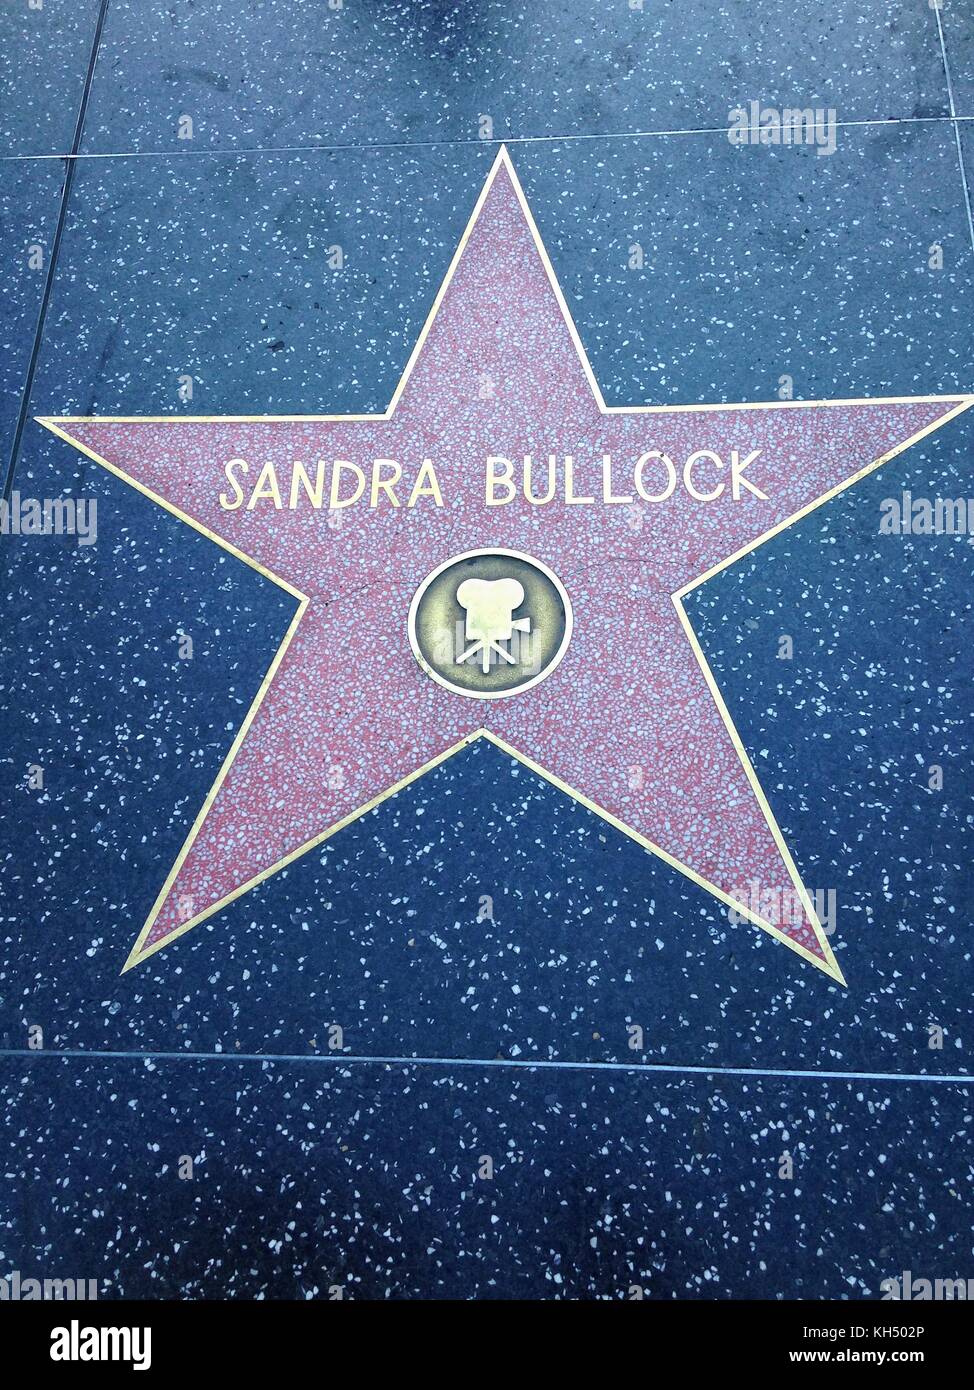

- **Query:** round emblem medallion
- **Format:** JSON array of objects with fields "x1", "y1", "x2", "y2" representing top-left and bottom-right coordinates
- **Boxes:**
[{"x1": 407, "y1": 548, "x2": 573, "y2": 700}]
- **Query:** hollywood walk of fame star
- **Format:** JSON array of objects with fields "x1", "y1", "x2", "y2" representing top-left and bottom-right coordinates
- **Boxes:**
[{"x1": 41, "y1": 148, "x2": 972, "y2": 981}]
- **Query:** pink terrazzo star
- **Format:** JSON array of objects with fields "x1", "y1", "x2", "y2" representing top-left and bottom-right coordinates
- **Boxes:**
[{"x1": 45, "y1": 149, "x2": 971, "y2": 981}]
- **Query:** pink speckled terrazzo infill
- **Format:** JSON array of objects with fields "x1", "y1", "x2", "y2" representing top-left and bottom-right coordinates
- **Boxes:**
[{"x1": 56, "y1": 158, "x2": 966, "y2": 975}]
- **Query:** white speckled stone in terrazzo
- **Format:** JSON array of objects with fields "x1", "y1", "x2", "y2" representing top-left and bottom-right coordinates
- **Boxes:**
[
  {"x1": 0, "y1": 0, "x2": 102, "y2": 155},
  {"x1": 79, "y1": 0, "x2": 949, "y2": 153},
  {"x1": 2, "y1": 1055, "x2": 971, "y2": 1300},
  {"x1": 0, "y1": 161, "x2": 64, "y2": 461}
]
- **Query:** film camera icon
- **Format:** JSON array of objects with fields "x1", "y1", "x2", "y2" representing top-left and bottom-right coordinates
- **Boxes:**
[
  {"x1": 407, "y1": 548, "x2": 572, "y2": 700},
  {"x1": 455, "y1": 577, "x2": 531, "y2": 674}
]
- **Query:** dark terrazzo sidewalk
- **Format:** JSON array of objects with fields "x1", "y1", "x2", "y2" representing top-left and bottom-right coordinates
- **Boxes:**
[{"x1": 1, "y1": 0, "x2": 972, "y2": 1299}]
